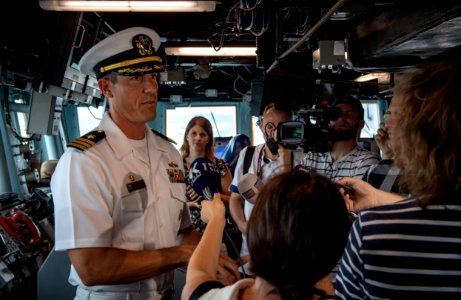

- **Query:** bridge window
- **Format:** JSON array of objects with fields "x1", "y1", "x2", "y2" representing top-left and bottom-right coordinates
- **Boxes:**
[
  {"x1": 360, "y1": 100, "x2": 387, "y2": 139},
  {"x1": 165, "y1": 106, "x2": 237, "y2": 155},
  {"x1": 252, "y1": 116, "x2": 264, "y2": 146},
  {"x1": 77, "y1": 106, "x2": 105, "y2": 135}
]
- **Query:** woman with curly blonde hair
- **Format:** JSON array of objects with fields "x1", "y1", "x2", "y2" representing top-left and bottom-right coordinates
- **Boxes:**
[{"x1": 335, "y1": 53, "x2": 461, "y2": 299}]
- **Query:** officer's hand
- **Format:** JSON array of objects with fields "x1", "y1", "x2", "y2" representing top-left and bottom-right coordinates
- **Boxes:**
[
  {"x1": 186, "y1": 186, "x2": 204, "y2": 207},
  {"x1": 187, "y1": 199, "x2": 201, "y2": 209},
  {"x1": 216, "y1": 252, "x2": 240, "y2": 285}
]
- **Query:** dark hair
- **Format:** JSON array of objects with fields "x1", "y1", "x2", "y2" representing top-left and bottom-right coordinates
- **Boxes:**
[
  {"x1": 333, "y1": 95, "x2": 364, "y2": 120},
  {"x1": 179, "y1": 116, "x2": 215, "y2": 160},
  {"x1": 262, "y1": 102, "x2": 293, "y2": 118},
  {"x1": 247, "y1": 170, "x2": 349, "y2": 300},
  {"x1": 393, "y1": 57, "x2": 461, "y2": 205},
  {"x1": 257, "y1": 102, "x2": 293, "y2": 135},
  {"x1": 102, "y1": 72, "x2": 119, "y2": 83}
]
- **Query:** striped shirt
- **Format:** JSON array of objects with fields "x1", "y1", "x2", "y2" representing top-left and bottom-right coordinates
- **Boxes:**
[
  {"x1": 299, "y1": 146, "x2": 380, "y2": 182},
  {"x1": 335, "y1": 198, "x2": 461, "y2": 299}
]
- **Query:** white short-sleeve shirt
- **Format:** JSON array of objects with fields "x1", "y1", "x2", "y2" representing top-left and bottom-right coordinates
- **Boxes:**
[
  {"x1": 51, "y1": 113, "x2": 190, "y2": 294},
  {"x1": 229, "y1": 144, "x2": 304, "y2": 257}
]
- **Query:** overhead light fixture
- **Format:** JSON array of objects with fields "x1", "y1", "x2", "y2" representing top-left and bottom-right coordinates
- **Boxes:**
[
  {"x1": 165, "y1": 47, "x2": 257, "y2": 57},
  {"x1": 355, "y1": 73, "x2": 390, "y2": 83},
  {"x1": 39, "y1": 1, "x2": 216, "y2": 12}
]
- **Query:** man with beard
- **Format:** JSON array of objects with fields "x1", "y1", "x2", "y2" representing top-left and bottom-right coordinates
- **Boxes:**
[
  {"x1": 290, "y1": 95, "x2": 380, "y2": 293},
  {"x1": 297, "y1": 96, "x2": 380, "y2": 183},
  {"x1": 228, "y1": 102, "x2": 304, "y2": 276}
]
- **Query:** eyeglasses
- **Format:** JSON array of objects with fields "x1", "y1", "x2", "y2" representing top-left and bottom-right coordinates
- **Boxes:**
[
  {"x1": 257, "y1": 117, "x2": 277, "y2": 132},
  {"x1": 264, "y1": 122, "x2": 276, "y2": 132}
]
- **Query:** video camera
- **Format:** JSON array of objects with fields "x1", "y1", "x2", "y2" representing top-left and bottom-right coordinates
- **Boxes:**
[{"x1": 277, "y1": 105, "x2": 342, "y2": 152}]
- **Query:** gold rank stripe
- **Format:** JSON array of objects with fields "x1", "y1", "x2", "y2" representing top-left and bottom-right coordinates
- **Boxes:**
[
  {"x1": 67, "y1": 130, "x2": 106, "y2": 151},
  {"x1": 100, "y1": 56, "x2": 162, "y2": 73},
  {"x1": 68, "y1": 138, "x2": 96, "y2": 150},
  {"x1": 76, "y1": 137, "x2": 97, "y2": 146},
  {"x1": 67, "y1": 142, "x2": 87, "y2": 151}
]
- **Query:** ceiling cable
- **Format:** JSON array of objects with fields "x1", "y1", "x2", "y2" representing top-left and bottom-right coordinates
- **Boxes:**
[{"x1": 266, "y1": 0, "x2": 349, "y2": 73}]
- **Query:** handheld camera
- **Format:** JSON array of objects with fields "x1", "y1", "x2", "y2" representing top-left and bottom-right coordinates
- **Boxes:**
[{"x1": 277, "y1": 106, "x2": 342, "y2": 152}]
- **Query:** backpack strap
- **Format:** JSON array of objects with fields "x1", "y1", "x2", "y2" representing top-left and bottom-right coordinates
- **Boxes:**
[
  {"x1": 188, "y1": 281, "x2": 225, "y2": 300},
  {"x1": 243, "y1": 145, "x2": 255, "y2": 175}
]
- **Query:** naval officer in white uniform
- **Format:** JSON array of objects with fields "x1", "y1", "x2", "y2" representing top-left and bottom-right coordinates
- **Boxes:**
[{"x1": 51, "y1": 27, "x2": 238, "y2": 300}]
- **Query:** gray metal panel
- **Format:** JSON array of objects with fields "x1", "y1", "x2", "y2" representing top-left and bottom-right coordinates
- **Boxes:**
[
  {"x1": 26, "y1": 92, "x2": 56, "y2": 135},
  {"x1": 37, "y1": 247, "x2": 76, "y2": 300}
]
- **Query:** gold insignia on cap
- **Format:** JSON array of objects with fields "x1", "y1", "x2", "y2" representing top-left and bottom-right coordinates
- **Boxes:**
[
  {"x1": 117, "y1": 66, "x2": 153, "y2": 74},
  {"x1": 129, "y1": 175, "x2": 136, "y2": 182},
  {"x1": 79, "y1": 27, "x2": 163, "y2": 79},
  {"x1": 100, "y1": 56, "x2": 162, "y2": 73},
  {"x1": 133, "y1": 34, "x2": 154, "y2": 56}
]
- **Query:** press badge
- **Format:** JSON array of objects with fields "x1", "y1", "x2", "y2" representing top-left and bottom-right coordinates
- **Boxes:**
[{"x1": 167, "y1": 162, "x2": 186, "y2": 183}]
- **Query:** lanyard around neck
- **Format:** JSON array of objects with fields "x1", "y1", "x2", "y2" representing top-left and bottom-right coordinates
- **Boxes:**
[
  {"x1": 256, "y1": 146, "x2": 265, "y2": 178},
  {"x1": 256, "y1": 146, "x2": 293, "y2": 178}
]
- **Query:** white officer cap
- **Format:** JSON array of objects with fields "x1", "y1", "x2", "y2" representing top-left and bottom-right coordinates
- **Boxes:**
[{"x1": 79, "y1": 27, "x2": 163, "y2": 79}]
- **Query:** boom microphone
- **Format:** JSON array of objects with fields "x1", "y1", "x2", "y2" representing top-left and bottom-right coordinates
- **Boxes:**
[{"x1": 237, "y1": 173, "x2": 263, "y2": 204}]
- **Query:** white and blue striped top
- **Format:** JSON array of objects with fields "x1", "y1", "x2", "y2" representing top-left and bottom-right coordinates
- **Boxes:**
[{"x1": 335, "y1": 197, "x2": 461, "y2": 299}]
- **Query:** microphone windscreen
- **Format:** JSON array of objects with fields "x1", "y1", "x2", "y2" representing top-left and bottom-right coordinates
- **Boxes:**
[
  {"x1": 237, "y1": 173, "x2": 262, "y2": 204},
  {"x1": 188, "y1": 157, "x2": 221, "y2": 200}
]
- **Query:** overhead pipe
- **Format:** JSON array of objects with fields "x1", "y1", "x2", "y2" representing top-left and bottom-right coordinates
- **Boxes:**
[{"x1": 266, "y1": 0, "x2": 349, "y2": 73}]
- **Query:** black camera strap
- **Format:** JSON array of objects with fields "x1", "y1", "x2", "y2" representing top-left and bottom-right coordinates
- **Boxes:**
[{"x1": 243, "y1": 145, "x2": 255, "y2": 175}]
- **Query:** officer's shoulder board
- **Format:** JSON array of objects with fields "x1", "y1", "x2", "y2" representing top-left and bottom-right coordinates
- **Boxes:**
[
  {"x1": 151, "y1": 129, "x2": 177, "y2": 145},
  {"x1": 67, "y1": 130, "x2": 106, "y2": 151}
]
